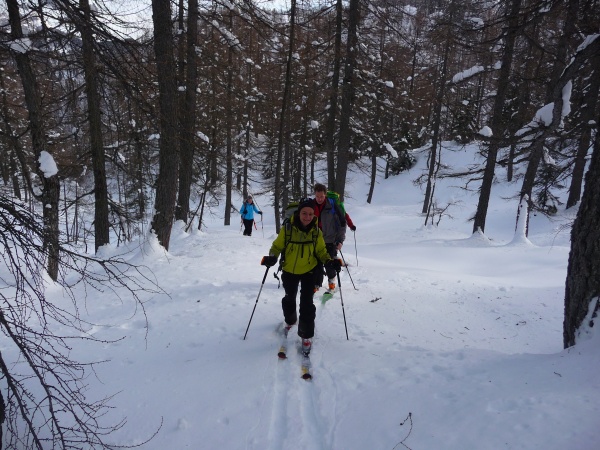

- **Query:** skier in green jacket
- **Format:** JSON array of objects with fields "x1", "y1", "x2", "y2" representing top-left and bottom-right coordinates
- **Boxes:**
[{"x1": 261, "y1": 198, "x2": 341, "y2": 354}]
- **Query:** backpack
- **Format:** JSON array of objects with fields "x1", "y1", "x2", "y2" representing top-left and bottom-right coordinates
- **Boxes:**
[
  {"x1": 326, "y1": 191, "x2": 347, "y2": 227},
  {"x1": 282, "y1": 201, "x2": 299, "y2": 226},
  {"x1": 282, "y1": 193, "x2": 346, "y2": 227}
]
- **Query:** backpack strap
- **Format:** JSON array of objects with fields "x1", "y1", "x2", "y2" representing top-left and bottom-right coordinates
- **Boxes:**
[
  {"x1": 328, "y1": 198, "x2": 347, "y2": 227},
  {"x1": 279, "y1": 221, "x2": 319, "y2": 266},
  {"x1": 274, "y1": 222, "x2": 291, "y2": 287}
]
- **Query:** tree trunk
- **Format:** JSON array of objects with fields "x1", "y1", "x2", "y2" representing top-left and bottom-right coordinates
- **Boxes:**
[
  {"x1": 566, "y1": 54, "x2": 600, "y2": 208},
  {"x1": 472, "y1": 0, "x2": 522, "y2": 234},
  {"x1": 516, "y1": 34, "x2": 600, "y2": 230},
  {"x1": 335, "y1": 0, "x2": 360, "y2": 197},
  {"x1": 7, "y1": 0, "x2": 60, "y2": 280},
  {"x1": 422, "y1": 4, "x2": 455, "y2": 215},
  {"x1": 150, "y1": 0, "x2": 179, "y2": 250},
  {"x1": 80, "y1": 0, "x2": 110, "y2": 252},
  {"x1": 274, "y1": 0, "x2": 297, "y2": 232},
  {"x1": 564, "y1": 131, "x2": 600, "y2": 348},
  {"x1": 0, "y1": 71, "x2": 24, "y2": 200},
  {"x1": 176, "y1": 0, "x2": 199, "y2": 224},
  {"x1": 324, "y1": 0, "x2": 343, "y2": 189},
  {"x1": 224, "y1": 11, "x2": 235, "y2": 227},
  {"x1": 517, "y1": 0, "x2": 579, "y2": 230}
]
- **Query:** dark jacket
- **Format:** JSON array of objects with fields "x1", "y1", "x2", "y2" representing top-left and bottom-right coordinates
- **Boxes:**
[{"x1": 314, "y1": 198, "x2": 346, "y2": 245}]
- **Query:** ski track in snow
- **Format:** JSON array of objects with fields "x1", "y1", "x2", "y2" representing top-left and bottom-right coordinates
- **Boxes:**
[
  {"x1": 263, "y1": 326, "x2": 329, "y2": 450},
  {"x1": 266, "y1": 346, "x2": 291, "y2": 449}
]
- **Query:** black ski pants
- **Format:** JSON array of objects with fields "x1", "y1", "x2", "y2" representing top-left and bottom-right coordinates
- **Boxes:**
[
  {"x1": 281, "y1": 269, "x2": 317, "y2": 339},
  {"x1": 242, "y1": 219, "x2": 254, "y2": 236}
]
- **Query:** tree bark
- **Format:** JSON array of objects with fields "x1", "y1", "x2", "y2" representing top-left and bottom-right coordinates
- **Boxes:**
[
  {"x1": 150, "y1": 0, "x2": 179, "y2": 250},
  {"x1": 223, "y1": 11, "x2": 236, "y2": 226},
  {"x1": 516, "y1": 0, "x2": 579, "y2": 230},
  {"x1": 473, "y1": 0, "x2": 522, "y2": 234},
  {"x1": 564, "y1": 131, "x2": 600, "y2": 347},
  {"x1": 7, "y1": 0, "x2": 60, "y2": 280},
  {"x1": 566, "y1": 53, "x2": 600, "y2": 208},
  {"x1": 515, "y1": 35, "x2": 600, "y2": 231},
  {"x1": 80, "y1": 0, "x2": 110, "y2": 251},
  {"x1": 274, "y1": 0, "x2": 296, "y2": 232},
  {"x1": 422, "y1": 2, "x2": 456, "y2": 215},
  {"x1": 335, "y1": 0, "x2": 360, "y2": 197},
  {"x1": 324, "y1": 0, "x2": 343, "y2": 189},
  {"x1": 176, "y1": 0, "x2": 199, "y2": 223}
]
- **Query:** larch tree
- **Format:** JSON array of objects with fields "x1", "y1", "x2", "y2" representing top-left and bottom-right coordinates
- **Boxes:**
[
  {"x1": 564, "y1": 127, "x2": 600, "y2": 347},
  {"x1": 175, "y1": 0, "x2": 200, "y2": 224},
  {"x1": 472, "y1": 0, "x2": 522, "y2": 234},
  {"x1": 6, "y1": 0, "x2": 61, "y2": 280},
  {"x1": 335, "y1": 0, "x2": 361, "y2": 197},
  {"x1": 79, "y1": 0, "x2": 111, "y2": 251},
  {"x1": 274, "y1": 0, "x2": 297, "y2": 232},
  {"x1": 150, "y1": 0, "x2": 180, "y2": 250}
]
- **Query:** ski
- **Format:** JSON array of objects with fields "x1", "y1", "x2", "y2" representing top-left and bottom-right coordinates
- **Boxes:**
[
  {"x1": 299, "y1": 339, "x2": 313, "y2": 380},
  {"x1": 321, "y1": 290, "x2": 334, "y2": 304},
  {"x1": 300, "y1": 354, "x2": 312, "y2": 380},
  {"x1": 278, "y1": 324, "x2": 291, "y2": 359},
  {"x1": 278, "y1": 344, "x2": 287, "y2": 359}
]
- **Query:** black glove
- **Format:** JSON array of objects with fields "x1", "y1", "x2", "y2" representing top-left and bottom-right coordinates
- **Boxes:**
[
  {"x1": 259, "y1": 211, "x2": 263, "y2": 215},
  {"x1": 350, "y1": 225, "x2": 356, "y2": 231},
  {"x1": 325, "y1": 258, "x2": 343, "y2": 273},
  {"x1": 261, "y1": 255, "x2": 277, "y2": 267}
]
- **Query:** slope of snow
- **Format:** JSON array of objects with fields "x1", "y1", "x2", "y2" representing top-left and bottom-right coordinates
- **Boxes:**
[{"x1": 11, "y1": 142, "x2": 599, "y2": 449}]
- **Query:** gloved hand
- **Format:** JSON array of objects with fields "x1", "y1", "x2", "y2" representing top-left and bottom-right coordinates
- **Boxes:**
[
  {"x1": 261, "y1": 255, "x2": 277, "y2": 267},
  {"x1": 259, "y1": 211, "x2": 263, "y2": 215},
  {"x1": 325, "y1": 258, "x2": 343, "y2": 273},
  {"x1": 350, "y1": 224, "x2": 356, "y2": 231}
]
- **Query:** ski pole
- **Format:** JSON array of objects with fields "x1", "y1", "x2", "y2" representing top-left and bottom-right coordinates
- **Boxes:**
[
  {"x1": 339, "y1": 249, "x2": 358, "y2": 290},
  {"x1": 353, "y1": 230, "x2": 358, "y2": 266},
  {"x1": 336, "y1": 269, "x2": 349, "y2": 340},
  {"x1": 243, "y1": 266, "x2": 270, "y2": 340},
  {"x1": 250, "y1": 193, "x2": 265, "y2": 238},
  {"x1": 261, "y1": 214, "x2": 264, "y2": 238}
]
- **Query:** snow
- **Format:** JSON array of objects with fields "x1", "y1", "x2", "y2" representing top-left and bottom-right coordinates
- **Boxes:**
[
  {"x1": 577, "y1": 33, "x2": 600, "y2": 52},
  {"x1": 452, "y1": 65, "x2": 485, "y2": 83},
  {"x1": 8, "y1": 142, "x2": 600, "y2": 449},
  {"x1": 196, "y1": 131, "x2": 209, "y2": 142},
  {"x1": 9, "y1": 38, "x2": 33, "y2": 54},
  {"x1": 384, "y1": 142, "x2": 398, "y2": 158},
  {"x1": 478, "y1": 126, "x2": 493, "y2": 137},
  {"x1": 516, "y1": 81, "x2": 572, "y2": 137},
  {"x1": 38, "y1": 150, "x2": 58, "y2": 177}
]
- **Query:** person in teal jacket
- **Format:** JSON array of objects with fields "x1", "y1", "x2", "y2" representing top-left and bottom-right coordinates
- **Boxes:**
[
  {"x1": 240, "y1": 195, "x2": 262, "y2": 236},
  {"x1": 261, "y1": 198, "x2": 341, "y2": 354}
]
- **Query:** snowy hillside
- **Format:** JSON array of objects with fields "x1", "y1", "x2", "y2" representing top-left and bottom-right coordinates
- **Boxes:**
[{"x1": 34, "y1": 142, "x2": 600, "y2": 449}]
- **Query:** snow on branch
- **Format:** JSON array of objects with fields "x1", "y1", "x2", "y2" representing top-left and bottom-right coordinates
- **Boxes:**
[
  {"x1": 451, "y1": 65, "x2": 485, "y2": 84},
  {"x1": 211, "y1": 20, "x2": 243, "y2": 51},
  {"x1": 515, "y1": 34, "x2": 599, "y2": 141}
]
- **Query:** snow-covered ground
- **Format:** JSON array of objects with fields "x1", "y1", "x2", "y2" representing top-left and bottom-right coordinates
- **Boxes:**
[{"x1": 22, "y1": 142, "x2": 600, "y2": 449}]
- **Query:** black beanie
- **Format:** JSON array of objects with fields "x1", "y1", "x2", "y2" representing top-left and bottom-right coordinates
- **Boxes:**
[{"x1": 297, "y1": 198, "x2": 316, "y2": 212}]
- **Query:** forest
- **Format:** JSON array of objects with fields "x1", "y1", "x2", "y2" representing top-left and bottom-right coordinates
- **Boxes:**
[{"x1": 0, "y1": 0, "x2": 599, "y2": 448}]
